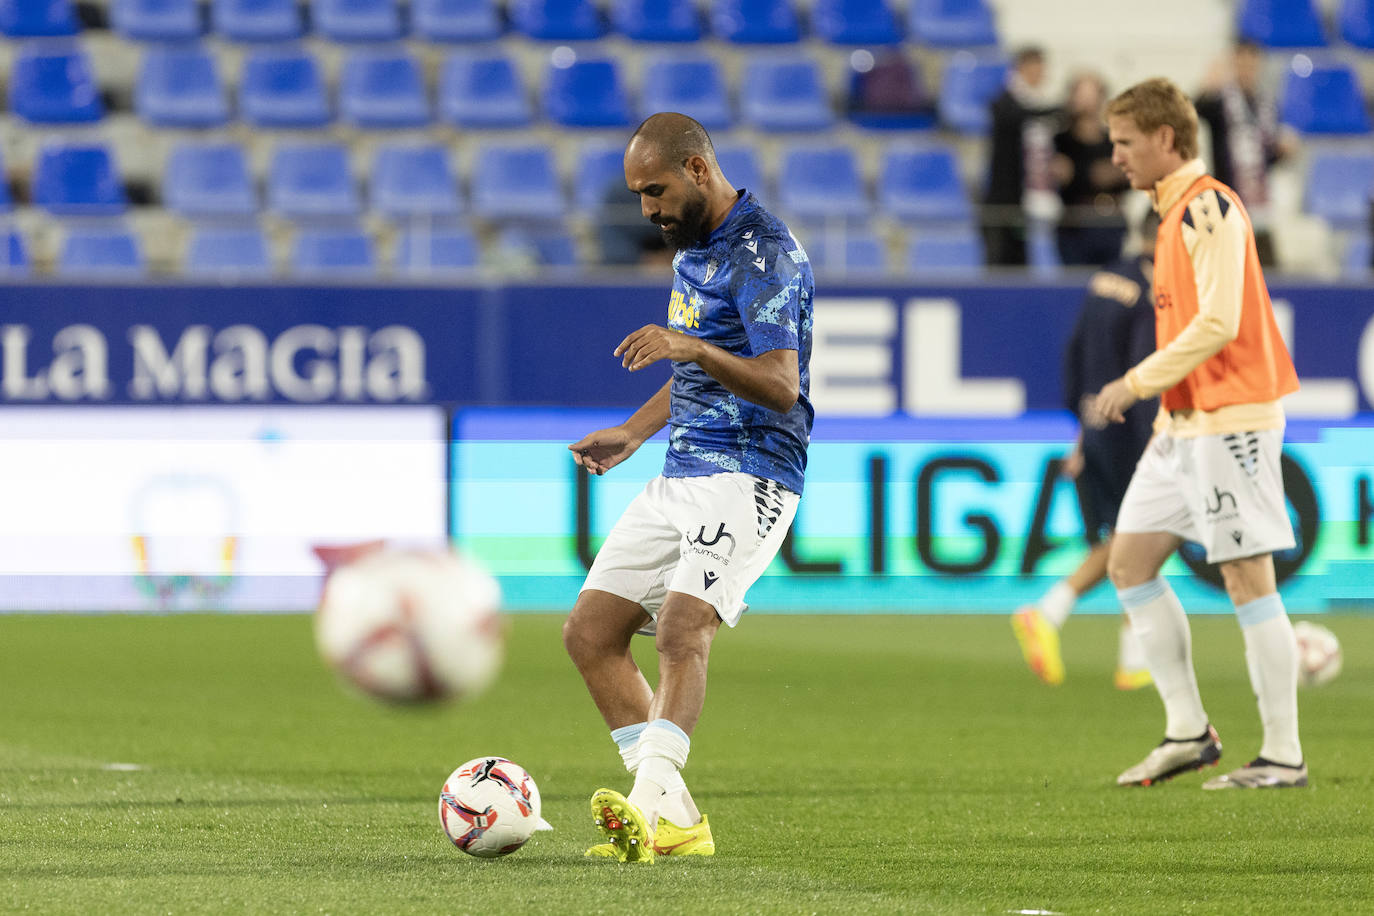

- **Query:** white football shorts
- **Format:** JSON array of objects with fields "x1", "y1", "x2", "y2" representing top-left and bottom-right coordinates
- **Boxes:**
[
  {"x1": 1115, "y1": 428, "x2": 1295, "y2": 564},
  {"x1": 580, "y1": 472, "x2": 799, "y2": 632}
]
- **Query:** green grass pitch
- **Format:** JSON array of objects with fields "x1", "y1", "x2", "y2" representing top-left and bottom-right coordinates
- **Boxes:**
[{"x1": 3, "y1": 612, "x2": 1372, "y2": 914}]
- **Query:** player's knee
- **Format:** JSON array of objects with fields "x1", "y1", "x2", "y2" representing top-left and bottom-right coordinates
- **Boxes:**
[
  {"x1": 1106, "y1": 550, "x2": 1146, "y2": 590},
  {"x1": 562, "y1": 613, "x2": 604, "y2": 666}
]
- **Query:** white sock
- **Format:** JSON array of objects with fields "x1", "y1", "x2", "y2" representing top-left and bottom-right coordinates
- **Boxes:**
[
  {"x1": 1040, "y1": 580, "x2": 1078, "y2": 629},
  {"x1": 610, "y1": 722, "x2": 646, "y2": 773},
  {"x1": 613, "y1": 721, "x2": 700, "y2": 826},
  {"x1": 1236, "y1": 594, "x2": 1303, "y2": 766},
  {"x1": 627, "y1": 719, "x2": 690, "y2": 827},
  {"x1": 1117, "y1": 578, "x2": 1208, "y2": 739},
  {"x1": 1118, "y1": 619, "x2": 1148, "y2": 671}
]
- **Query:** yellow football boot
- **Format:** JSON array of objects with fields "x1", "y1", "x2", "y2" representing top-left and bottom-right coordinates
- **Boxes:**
[
  {"x1": 1114, "y1": 667, "x2": 1153, "y2": 691},
  {"x1": 1012, "y1": 606, "x2": 1065, "y2": 685},
  {"x1": 588, "y1": 789, "x2": 655, "y2": 864},
  {"x1": 585, "y1": 814, "x2": 715, "y2": 859}
]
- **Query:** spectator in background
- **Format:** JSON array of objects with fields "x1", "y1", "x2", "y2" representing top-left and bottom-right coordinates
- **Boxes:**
[
  {"x1": 981, "y1": 46, "x2": 1060, "y2": 266},
  {"x1": 1052, "y1": 72, "x2": 1130, "y2": 266},
  {"x1": 1194, "y1": 39, "x2": 1297, "y2": 266},
  {"x1": 846, "y1": 49, "x2": 936, "y2": 129}
]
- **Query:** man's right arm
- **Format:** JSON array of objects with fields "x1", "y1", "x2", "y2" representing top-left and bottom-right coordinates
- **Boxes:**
[{"x1": 568, "y1": 379, "x2": 672, "y2": 476}]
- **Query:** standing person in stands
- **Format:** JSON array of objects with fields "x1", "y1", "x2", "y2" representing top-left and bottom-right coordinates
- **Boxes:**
[
  {"x1": 1052, "y1": 72, "x2": 1131, "y2": 266},
  {"x1": 1093, "y1": 78, "x2": 1305, "y2": 790},
  {"x1": 981, "y1": 46, "x2": 1060, "y2": 266}
]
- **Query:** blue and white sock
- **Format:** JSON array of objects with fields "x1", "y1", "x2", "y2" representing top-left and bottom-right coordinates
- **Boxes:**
[
  {"x1": 628, "y1": 719, "x2": 690, "y2": 826},
  {"x1": 611, "y1": 722, "x2": 646, "y2": 773},
  {"x1": 1236, "y1": 593, "x2": 1303, "y2": 766},
  {"x1": 1117, "y1": 577, "x2": 1208, "y2": 739}
]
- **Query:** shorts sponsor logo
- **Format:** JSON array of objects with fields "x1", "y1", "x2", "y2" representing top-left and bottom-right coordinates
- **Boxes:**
[
  {"x1": 1205, "y1": 486, "x2": 1238, "y2": 516},
  {"x1": 687, "y1": 522, "x2": 736, "y2": 565}
]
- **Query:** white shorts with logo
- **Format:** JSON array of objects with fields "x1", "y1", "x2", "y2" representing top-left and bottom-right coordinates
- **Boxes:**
[
  {"x1": 580, "y1": 472, "x2": 799, "y2": 632},
  {"x1": 1115, "y1": 428, "x2": 1295, "y2": 564}
]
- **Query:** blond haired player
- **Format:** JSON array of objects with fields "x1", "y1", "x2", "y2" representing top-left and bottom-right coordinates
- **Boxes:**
[{"x1": 1092, "y1": 78, "x2": 1305, "y2": 789}]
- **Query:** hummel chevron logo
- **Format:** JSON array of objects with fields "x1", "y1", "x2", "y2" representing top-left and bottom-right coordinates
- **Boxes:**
[
  {"x1": 704, "y1": 259, "x2": 717, "y2": 281},
  {"x1": 744, "y1": 240, "x2": 758, "y2": 253},
  {"x1": 742, "y1": 229, "x2": 754, "y2": 239},
  {"x1": 703, "y1": 570, "x2": 719, "y2": 589},
  {"x1": 752, "y1": 256, "x2": 766, "y2": 271}
]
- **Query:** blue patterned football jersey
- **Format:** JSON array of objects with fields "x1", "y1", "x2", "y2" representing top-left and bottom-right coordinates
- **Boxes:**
[{"x1": 661, "y1": 191, "x2": 814, "y2": 494}]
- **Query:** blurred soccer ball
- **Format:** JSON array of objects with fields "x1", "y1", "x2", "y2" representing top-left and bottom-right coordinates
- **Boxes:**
[
  {"x1": 1292, "y1": 620, "x2": 1342, "y2": 688},
  {"x1": 314, "y1": 548, "x2": 503, "y2": 703},
  {"x1": 439, "y1": 757, "x2": 542, "y2": 858}
]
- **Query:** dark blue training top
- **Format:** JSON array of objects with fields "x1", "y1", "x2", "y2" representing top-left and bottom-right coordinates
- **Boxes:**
[{"x1": 661, "y1": 191, "x2": 815, "y2": 495}]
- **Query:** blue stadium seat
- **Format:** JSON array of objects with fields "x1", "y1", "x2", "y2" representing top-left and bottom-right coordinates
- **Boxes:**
[
  {"x1": 439, "y1": 51, "x2": 532, "y2": 128},
  {"x1": 509, "y1": 0, "x2": 604, "y2": 39},
  {"x1": 739, "y1": 56, "x2": 834, "y2": 132},
  {"x1": 1028, "y1": 223, "x2": 1061, "y2": 278},
  {"x1": 1, "y1": 227, "x2": 31, "y2": 275},
  {"x1": 9, "y1": 44, "x2": 104, "y2": 124},
  {"x1": 212, "y1": 0, "x2": 302, "y2": 43},
  {"x1": 163, "y1": 143, "x2": 256, "y2": 217},
  {"x1": 1305, "y1": 151, "x2": 1374, "y2": 227},
  {"x1": 499, "y1": 225, "x2": 579, "y2": 268},
  {"x1": 0, "y1": 0, "x2": 77, "y2": 35},
  {"x1": 908, "y1": 0, "x2": 997, "y2": 46},
  {"x1": 778, "y1": 146, "x2": 868, "y2": 221},
  {"x1": 710, "y1": 0, "x2": 800, "y2": 43},
  {"x1": 1238, "y1": 0, "x2": 1327, "y2": 47},
  {"x1": 340, "y1": 50, "x2": 430, "y2": 128},
  {"x1": 846, "y1": 50, "x2": 935, "y2": 129},
  {"x1": 544, "y1": 57, "x2": 632, "y2": 127},
  {"x1": 184, "y1": 225, "x2": 274, "y2": 278},
  {"x1": 314, "y1": 0, "x2": 401, "y2": 41},
  {"x1": 938, "y1": 52, "x2": 1008, "y2": 134},
  {"x1": 812, "y1": 0, "x2": 901, "y2": 45},
  {"x1": 0, "y1": 159, "x2": 10, "y2": 211},
  {"x1": 411, "y1": 0, "x2": 501, "y2": 40},
  {"x1": 135, "y1": 45, "x2": 229, "y2": 128},
  {"x1": 574, "y1": 142, "x2": 630, "y2": 212},
  {"x1": 1344, "y1": 232, "x2": 1372, "y2": 277},
  {"x1": 268, "y1": 144, "x2": 360, "y2": 219},
  {"x1": 610, "y1": 0, "x2": 700, "y2": 41},
  {"x1": 395, "y1": 224, "x2": 481, "y2": 276},
  {"x1": 805, "y1": 228, "x2": 887, "y2": 275},
  {"x1": 879, "y1": 144, "x2": 971, "y2": 223},
  {"x1": 33, "y1": 143, "x2": 127, "y2": 216},
  {"x1": 290, "y1": 226, "x2": 377, "y2": 278},
  {"x1": 370, "y1": 144, "x2": 461, "y2": 217},
  {"x1": 59, "y1": 225, "x2": 146, "y2": 278},
  {"x1": 905, "y1": 229, "x2": 984, "y2": 277},
  {"x1": 715, "y1": 145, "x2": 766, "y2": 198},
  {"x1": 471, "y1": 144, "x2": 562, "y2": 220},
  {"x1": 1280, "y1": 59, "x2": 1371, "y2": 133},
  {"x1": 639, "y1": 55, "x2": 732, "y2": 130},
  {"x1": 1340, "y1": 0, "x2": 1374, "y2": 47},
  {"x1": 240, "y1": 48, "x2": 331, "y2": 128},
  {"x1": 112, "y1": 0, "x2": 200, "y2": 40}
]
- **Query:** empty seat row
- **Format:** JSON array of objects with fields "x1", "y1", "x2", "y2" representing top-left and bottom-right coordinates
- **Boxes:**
[
  {"x1": 13, "y1": 138, "x2": 976, "y2": 225},
  {"x1": 1239, "y1": 0, "x2": 1374, "y2": 49},
  {"x1": 2, "y1": 0, "x2": 1001, "y2": 46}
]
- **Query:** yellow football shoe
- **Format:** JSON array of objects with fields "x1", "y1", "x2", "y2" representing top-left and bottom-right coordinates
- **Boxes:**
[
  {"x1": 1114, "y1": 667, "x2": 1153, "y2": 691},
  {"x1": 1012, "y1": 606, "x2": 1065, "y2": 685},
  {"x1": 588, "y1": 789, "x2": 655, "y2": 864},
  {"x1": 585, "y1": 814, "x2": 715, "y2": 859}
]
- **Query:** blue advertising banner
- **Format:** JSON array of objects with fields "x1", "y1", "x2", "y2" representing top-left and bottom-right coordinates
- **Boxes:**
[
  {"x1": 453, "y1": 408, "x2": 1374, "y2": 615},
  {"x1": 1, "y1": 282, "x2": 1371, "y2": 414}
]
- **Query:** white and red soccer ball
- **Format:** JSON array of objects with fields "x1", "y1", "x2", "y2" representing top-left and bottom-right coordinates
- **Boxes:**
[
  {"x1": 314, "y1": 545, "x2": 504, "y2": 703},
  {"x1": 438, "y1": 757, "x2": 543, "y2": 858},
  {"x1": 1293, "y1": 620, "x2": 1342, "y2": 687}
]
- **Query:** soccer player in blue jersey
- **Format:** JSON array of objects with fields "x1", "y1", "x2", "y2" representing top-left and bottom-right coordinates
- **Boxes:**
[{"x1": 563, "y1": 112, "x2": 815, "y2": 864}]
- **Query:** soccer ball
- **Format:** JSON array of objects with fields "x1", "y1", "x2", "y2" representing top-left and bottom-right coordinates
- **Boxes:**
[
  {"x1": 314, "y1": 548, "x2": 503, "y2": 703},
  {"x1": 438, "y1": 757, "x2": 542, "y2": 858},
  {"x1": 1293, "y1": 620, "x2": 1342, "y2": 687}
]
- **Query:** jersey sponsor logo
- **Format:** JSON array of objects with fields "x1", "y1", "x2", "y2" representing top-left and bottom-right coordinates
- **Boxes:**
[{"x1": 668, "y1": 289, "x2": 701, "y2": 329}]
